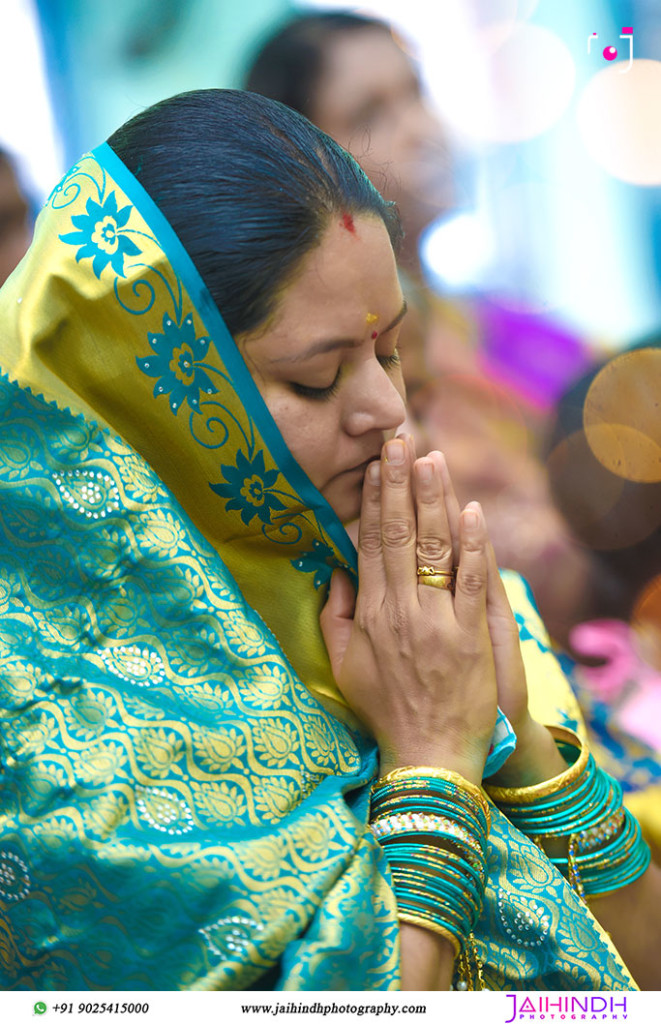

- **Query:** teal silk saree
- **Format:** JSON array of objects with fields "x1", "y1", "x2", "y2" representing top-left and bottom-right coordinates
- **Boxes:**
[{"x1": 0, "y1": 146, "x2": 635, "y2": 990}]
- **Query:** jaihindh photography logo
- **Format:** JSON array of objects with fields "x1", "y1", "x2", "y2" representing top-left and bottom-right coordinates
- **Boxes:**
[
  {"x1": 587, "y1": 26, "x2": 634, "y2": 72},
  {"x1": 505, "y1": 994, "x2": 629, "y2": 1021}
]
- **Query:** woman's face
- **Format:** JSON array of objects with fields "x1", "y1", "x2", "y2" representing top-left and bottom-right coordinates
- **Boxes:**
[
  {"x1": 237, "y1": 214, "x2": 407, "y2": 523},
  {"x1": 309, "y1": 29, "x2": 451, "y2": 237},
  {"x1": 0, "y1": 161, "x2": 31, "y2": 287}
]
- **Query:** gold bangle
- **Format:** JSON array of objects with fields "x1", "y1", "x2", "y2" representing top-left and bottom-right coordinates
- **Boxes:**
[
  {"x1": 397, "y1": 912, "x2": 461, "y2": 956},
  {"x1": 376, "y1": 766, "x2": 491, "y2": 831},
  {"x1": 373, "y1": 783, "x2": 489, "y2": 832},
  {"x1": 484, "y1": 726, "x2": 588, "y2": 804}
]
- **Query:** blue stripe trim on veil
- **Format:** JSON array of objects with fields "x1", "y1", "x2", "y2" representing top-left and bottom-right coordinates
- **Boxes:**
[{"x1": 93, "y1": 141, "x2": 359, "y2": 571}]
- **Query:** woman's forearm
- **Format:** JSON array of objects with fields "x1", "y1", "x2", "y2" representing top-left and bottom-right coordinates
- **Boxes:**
[
  {"x1": 399, "y1": 923, "x2": 456, "y2": 990},
  {"x1": 588, "y1": 862, "x2": 661, "y2": 990},
  {"x1": 487, "y1": 718, "x2": 568, "y2": 788}
]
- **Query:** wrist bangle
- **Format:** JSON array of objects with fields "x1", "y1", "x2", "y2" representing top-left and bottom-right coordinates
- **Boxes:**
[
  {"x1": 369, "y1": 765, "x2": 488, "y2": 988},
  {"x1": 485, "y1": 727, "x2": 651, "y2": 899},
  {"x1": 484, "y1": 726, "x2": 586, "y2": 804},
  {"x1": 377, "y1": 765, "x2": 491, "y2": 828},
  {"x1": 374, "y1": 766, "x2": 491, "y2": 833}
]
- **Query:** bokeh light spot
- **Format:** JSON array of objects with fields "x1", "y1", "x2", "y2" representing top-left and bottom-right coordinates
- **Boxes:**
[
  {"x1": 473, "y1": 0, "x2": 540, "y2": 53},
  {"x1": 421, "y1": 212, "x2": 493, "y2": 289},
  {"x1": 577, "y1": 60, "x2": 661, "y2": 185},
  {"x1": 426, "y1": 22, "x2": 574, "y2": 144},
  {"x1": 584, "y1": 348, "x2": 661, "y2": 482},
  {"x1": 483, "y1": 23, "x2": 575, "y2": 142}
]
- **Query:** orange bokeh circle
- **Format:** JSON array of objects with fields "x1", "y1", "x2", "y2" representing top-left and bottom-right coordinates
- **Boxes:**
[{"x1": 584, "y1": 348, "x2": 661, "y2": 483}]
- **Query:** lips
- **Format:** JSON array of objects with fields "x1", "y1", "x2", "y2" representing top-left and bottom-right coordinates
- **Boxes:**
[
  {"x1": 354, "y1": 454, "x2": 381, "y2": 472},
  {"x1": 343, "y1": 454, "x2": 381, "y2": 476}
]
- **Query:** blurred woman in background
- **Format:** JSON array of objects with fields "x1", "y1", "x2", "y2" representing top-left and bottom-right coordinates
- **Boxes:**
[
  {"x1": 0, "y1": 147, "x2": 33, "y2": 286},
  {"x1": 244, "y1": 10, "x2": 594, "y2": 650},
  {"x1": 244, "y1": 7, "x2": 661, "y2": 868},
  {"x1": 545, "y1": 343, "x2": 661, "y2": 862}
]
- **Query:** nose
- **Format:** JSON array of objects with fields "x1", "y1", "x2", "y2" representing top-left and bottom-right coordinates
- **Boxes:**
[
  {"x1": 343, "y1": 361, "x2": 407, "y2": 437},
  {"x1": 400, "y1": 99, "x2": 445, "y2": 156}
]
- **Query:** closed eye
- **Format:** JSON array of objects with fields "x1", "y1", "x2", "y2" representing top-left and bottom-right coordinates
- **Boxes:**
[
  {"x1": 289, "y1": 368, "x2": 341, "y2": 401},
  {"x1": 378, "y1": 350, "x2": 400, "y2": 370},
  {"x1": 289, "y1": 348, "x2": 400, "y2": 401}
]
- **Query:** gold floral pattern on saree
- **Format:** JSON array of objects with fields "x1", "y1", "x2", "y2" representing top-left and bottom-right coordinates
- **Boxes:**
[{"x1": 0, "y1": 149, "x2": 636, "y2": 991}]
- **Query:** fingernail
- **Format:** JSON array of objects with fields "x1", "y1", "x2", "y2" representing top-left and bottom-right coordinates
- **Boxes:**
[
  {"x1": 416, "y1": 459, "x2": 433, "y2": 483},
  {"x1": 367, "y1": 460, "x2": 381, "y2": 484},
  {"x1": 463, "y1": 509, "x2": 479, "y2": 530},
  {"x1": 385, "y1": 440, "x2": 405, "y2": 464}
]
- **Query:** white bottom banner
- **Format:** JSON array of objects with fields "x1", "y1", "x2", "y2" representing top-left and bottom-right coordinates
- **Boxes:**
[{"x1": 2, "y1": 990, "x2": 659, "y2": 1024}]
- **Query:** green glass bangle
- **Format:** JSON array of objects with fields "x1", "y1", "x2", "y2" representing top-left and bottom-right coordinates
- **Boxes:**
[
  {"x1": 378, "y1": 836, "x2": 486, "y2": 875},
  {"x1": 493, "y1": 757, "x2": 620, "y2": 837},
  {"x1": 389, "y1": 852, "x2": 486, "y2": 894},
  {"x1": 547, "y1": 808, "x2": 651, "y2": 898},
  {"x1": 494, "y1": 760, "x2": 611, "y2": 827},
  {"x1": 376, "y1": 765, "x2": 489, "y2": 812},
  {"x1": 390, "y1": 852, "x2": 485, "y2": 906},
  {"x1": 372, "y1": 768, "x2": 491, "y2": 946},
  {"x1": 392, "y1": 875, "x2": 482, "y2": 933},
  {"x1": 378, "y1": 829, "x2": 487, "y2": 945},
  {"x1": 388, "y1": 847, "x2": 485, "y2": 887}
]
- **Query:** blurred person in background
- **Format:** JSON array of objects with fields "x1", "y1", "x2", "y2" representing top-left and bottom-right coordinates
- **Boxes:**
[
  {"x1": 243, "y1": 9, "x2": 661, "y2": 876},
  {"x1": 244, "y1": 9, "x2": 593, "y2": 650},
  {"x1": 544, "y1": 340, "x2": 661, "y2": 862},
  {"x1": 0, "y1": 148, "x2": 33, "y2": 286},
  {"x1": 244, "y1": 10, "x2": 480, "y2": 390},
  {"x1": 245, "y1": 10, "x2": 452, "y2": 277}
]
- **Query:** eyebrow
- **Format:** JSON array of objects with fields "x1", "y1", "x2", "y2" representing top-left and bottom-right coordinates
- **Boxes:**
[{"x1": 268, "y1": 299, "x2": 408, "y2": 365}]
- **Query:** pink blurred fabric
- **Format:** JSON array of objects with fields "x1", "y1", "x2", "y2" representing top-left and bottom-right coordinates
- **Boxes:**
[{"x1": 570, "y1": 619, "x2": 661, "y2": 752}]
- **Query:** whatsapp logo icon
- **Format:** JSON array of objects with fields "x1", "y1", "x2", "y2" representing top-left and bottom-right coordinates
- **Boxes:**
[{"x1": 34, "y1": 1003, "x2": 47, "y2": 1015}]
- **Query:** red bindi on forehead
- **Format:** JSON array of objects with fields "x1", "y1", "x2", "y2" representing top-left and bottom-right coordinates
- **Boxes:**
[{"x1": 340, "y1": 212, "x2": 356, "y2": 234}]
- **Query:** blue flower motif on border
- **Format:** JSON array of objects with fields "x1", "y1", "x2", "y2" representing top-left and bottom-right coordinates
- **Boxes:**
[
  {"x1": 137, "y1": 313, "x2": 219, "y2": 414},
  {"x1": 210, "y1": 449, "x2": 286, "y2": 526},
  {"x1": 514, "y1": 611, "x2": 548, "y2": 654},
  {"x1": 291, "y1": 539, "x2": 346, "y2": 589},
  {"x1": 557, "y1": 708, "x2": 581, "y2": 734},
  {"x1": 59, "y1": 191, "x2": 141, "y2": 278}
]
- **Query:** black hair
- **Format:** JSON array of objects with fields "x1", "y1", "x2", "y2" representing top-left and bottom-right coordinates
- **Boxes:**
[
  {"x1": 244, "y1": 12, "x2": 390, "y2": 119},
  {"x1": 108, "y1": 88, "x2": 401, "y2": 337}
]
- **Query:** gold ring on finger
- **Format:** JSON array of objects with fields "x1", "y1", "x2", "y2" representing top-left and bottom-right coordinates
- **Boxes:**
[{"x1": 417, "y1": 566, "x2": 456, "y2": 592}]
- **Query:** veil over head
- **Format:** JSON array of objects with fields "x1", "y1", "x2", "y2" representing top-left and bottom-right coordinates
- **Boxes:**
[{"x1": 0, "y1": 118, "x2": 634, "y2": 990}]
